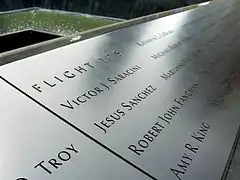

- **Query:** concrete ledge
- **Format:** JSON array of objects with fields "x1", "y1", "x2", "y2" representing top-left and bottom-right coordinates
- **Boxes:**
[
  {"x1": 0, "y1": 7, "x2": 124, "y2": 22},
  {"x1": 0, "y1": 7, "x2": 39, "y2": 14}
]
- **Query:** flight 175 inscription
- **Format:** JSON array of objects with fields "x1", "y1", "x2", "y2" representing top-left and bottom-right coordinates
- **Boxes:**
[{"x1": 0, "y1": 0, "x2": 240, "y2": 179}]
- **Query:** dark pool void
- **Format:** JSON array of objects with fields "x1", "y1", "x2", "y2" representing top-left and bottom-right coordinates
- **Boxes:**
[{"x1": 0, "y1": 30, "x2": 61, "y2": 54}]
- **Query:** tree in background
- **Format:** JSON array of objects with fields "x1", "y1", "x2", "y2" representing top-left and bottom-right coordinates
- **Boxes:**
[
  {"x1": 4, "y1": 0, "x2": 12, "y2": 10},
  {"x1": 43, "y1": 0, "x2": 50, "y2": 8}
]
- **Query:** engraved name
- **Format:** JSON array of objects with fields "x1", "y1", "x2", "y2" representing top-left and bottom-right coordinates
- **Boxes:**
[
  {"x1": 128, "y1": 83, "x2": 199, "y2": 155},
  {"x1": 136, "y1": 30, "x2": 174, "y2": 46},
  {"x1": 170, "y1": 122, "x2": 211, "y2": 180},
  {"x1": 160, "y1": 50, "x2": 201, "y2": 80},
  {"x1": 94, "y1": 85, "x2": 157, "y2": 134},
  {"x1": 151, "y1": 34, "x2": 194, "y2": 60},
  {"x1": 211, "y1": 71, "x2": 238, "y2": 108},
  {"x1": 34, "y1": 144, "x2": 78, "y2": 175},
  {"x1": 60, "y1": 65, "x2": 142, "y2": 110}
]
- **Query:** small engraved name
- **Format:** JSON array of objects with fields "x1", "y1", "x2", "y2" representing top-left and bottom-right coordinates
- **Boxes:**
[
  {"x1": 211, "y1": 71, "x2": 238, "y2": 108},
  {"x1": 136, "y1": 30, "x2": 174, "y2": 46},
  {"x1": 151, "y1": 34, "x2": 194, "y2": 60},
  {"x1": 160, "y1": 50, "x2": 201, "y2": 80}
]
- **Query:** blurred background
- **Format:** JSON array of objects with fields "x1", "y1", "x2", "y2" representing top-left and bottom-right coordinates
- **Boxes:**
[{"x1": 0, "y1": 0, "x2": 208, "y2": 19}]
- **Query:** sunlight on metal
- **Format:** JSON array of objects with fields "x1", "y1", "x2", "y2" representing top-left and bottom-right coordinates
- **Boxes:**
[{"x1": 198, "y1": 1, "x2": 211, "y2": 6}]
